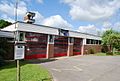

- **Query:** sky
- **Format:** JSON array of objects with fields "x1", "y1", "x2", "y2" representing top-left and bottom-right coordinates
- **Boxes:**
[{"x1": 0, "y1": 0, "x2": 120, "y2": 35}]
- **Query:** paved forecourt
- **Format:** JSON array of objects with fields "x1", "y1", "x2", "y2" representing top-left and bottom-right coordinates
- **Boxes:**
[{"x1": 41, "y1": 56, "x2": 120, "y2": 81}]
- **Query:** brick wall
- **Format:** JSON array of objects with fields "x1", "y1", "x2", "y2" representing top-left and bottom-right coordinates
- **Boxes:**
[
  {"x1": 83, "y1": 45, "x2": 102, "y2": 55},
  {"x1": 3, "y1": 43, "x2": 14, "y2": 60},
  {"x1": 47, "y1": 44, "x2": 54, "y2": 58}
]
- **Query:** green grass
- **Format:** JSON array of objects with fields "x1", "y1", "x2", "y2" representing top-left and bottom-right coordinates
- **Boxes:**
[
  {"x1": 91, "y1": 52, "x2": 120, "y2": 56},
  {"x1": 94, "y1": 53, "x2": 107, "y2": 56},
  {"x1": 0, "y1": 61, "x2": 52, "y2": 81},
  {"x1": 89, "y1": 53, "x2": 107, "y2": 56}
]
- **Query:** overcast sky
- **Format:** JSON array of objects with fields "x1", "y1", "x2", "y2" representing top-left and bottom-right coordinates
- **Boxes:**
[{"x1": 0, "y1": 0, "x2": 120, "y2": 35}]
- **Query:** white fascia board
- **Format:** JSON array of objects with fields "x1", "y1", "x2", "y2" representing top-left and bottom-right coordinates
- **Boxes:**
[
  {"x1": 1, "y1": 23, "x2": 17, "y2": 32},
  {"x1": 69, "y1": 31, "x2": 86, "y2": 38},
  {"x1": 85, "y1": 35, "x2": 102, "y2": 40},
  {"x1": 0, "y1": 31, "x2": 14, "y2": 38},
  {"x1": 17, "y1": 22, "x2": 58, "y2": 35},
  {"x1": 69, "y1": 31, "x2": 101, "y2": 40},
  {"x1": 14, "y1": 22, "x2": 101, "y2": 40}
]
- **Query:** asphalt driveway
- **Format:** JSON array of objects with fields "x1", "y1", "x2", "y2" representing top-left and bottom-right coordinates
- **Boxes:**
[{"x1": 41, "y1": 56, "x2": 120, "y2": 81}]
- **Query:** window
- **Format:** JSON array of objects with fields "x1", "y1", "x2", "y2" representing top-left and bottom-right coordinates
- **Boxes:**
[
  {"x1": 91, "y1": 39, "x2": 94, "y2": 44},
  {"x1": 99, "y1": 40, "x2": 101, "y2": 44},
  {"x1": 86, "y1": 39, "x2": 101, "y2": 45},
  {"x1": 69, "y1": 37, "x2": 74, "y2": 43},
  {"x1": 19, "y1": 32, "x2": 24, "y2": 41},
  {"x1": 96, "y1": 40, "x2": 99, "y2": 44},
  {"x1": 49, "y1": 35, "x2": 54, "y2": 43},
  {"x1": 86, "y1": 39, "x2": 90, "y2": 44}
]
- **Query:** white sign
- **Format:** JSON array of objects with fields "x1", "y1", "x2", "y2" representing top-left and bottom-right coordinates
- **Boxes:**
[{"x1": 14, "y1": 45, "x2": 25, "y2": 60}]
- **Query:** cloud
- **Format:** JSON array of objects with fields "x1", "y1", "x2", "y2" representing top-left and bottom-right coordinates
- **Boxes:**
[
  {"x1": 114, "y1": 22, "x2": 120, "y2": 31},
  {"x1": 0, "y1": 0, "x2": 72, "y2": 31},
  {"x1": 41, "y1": 15, "x2": 72, "y2": 30},
  {"x1": 102, "y1": 21, "x2": 120, "y2": 32},
  {"x1": 78, "y1": 24, "x2": 100, "y2": 35},
  {"x1": 33, "y1": 11, "x2": 44, "y2": 24},
  {"x1": 102, "y1": 21, "x2": 112, "y2": 31},
  {"x1": 1, "y1": 14, "x2": 15, "y2": 23},
  {"x1": 0, "y1": 0, "x2": 44, "y2": 24},
  {"x1": 36, "y1": 0, "x2": 43, "y2": 3},
  {"x1": 24, "y1": 0, "x2": 43, "y2": 4},
  {"x1": 0, "y1": 0, "x2": 27, "y2": 16},
  {"x1": 0, "y1": 0, "x2": 27, "y2": 23},
  {"x1": 78, "y1": 21, "x2": 120, "y2": 35},
  {"x1": 62, "y1": 0, "x2": 120, "y2": 21},
  {"x1": 103, "y1": 22, "x2": 112, "y2": 28}
]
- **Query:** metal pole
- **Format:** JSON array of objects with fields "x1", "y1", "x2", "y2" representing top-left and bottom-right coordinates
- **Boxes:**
[
  {"x1": 15, "y1": 0, "x2": 18, "y2": 22},
  {"x1": 17, "y1": 60, "x2": 20, "y2": 81},
  {"x1": 15, "y1": 0, "x2": 20, "y2": 81}
]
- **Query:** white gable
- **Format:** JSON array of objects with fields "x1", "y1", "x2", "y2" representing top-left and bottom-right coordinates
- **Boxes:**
[{"x1": 1, "y1": 23, "x2": 17, "y2": 31}]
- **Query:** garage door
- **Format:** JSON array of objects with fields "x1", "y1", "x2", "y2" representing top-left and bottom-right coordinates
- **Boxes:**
[
  {"x1": 25, "y1": 32, "x2": 48, "y2": 59},
  {"x1": 54, "y1": 36, "x2": 68, "y2": 57},
  {"x1": 73, "y1": 38, "x2": 82, "y2": 55}
]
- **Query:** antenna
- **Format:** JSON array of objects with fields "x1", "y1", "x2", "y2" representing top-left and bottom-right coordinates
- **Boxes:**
[{"x1": 15, "y1": 0, "x2": 18, "y2": 23}]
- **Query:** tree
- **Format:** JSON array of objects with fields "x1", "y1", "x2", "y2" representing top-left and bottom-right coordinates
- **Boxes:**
[
  {"x1": 102, "y1": 29, "x2": 120, "y2": 53},
  {"x1": 110, "y1": 33, "x2": 120, "y2": 50},
  {"x1": 0, "y1": 19, "x2": 12, "y2": 29}
]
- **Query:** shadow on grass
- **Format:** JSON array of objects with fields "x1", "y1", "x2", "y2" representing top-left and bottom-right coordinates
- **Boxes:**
[
  {"x1": 0, "y1": 58, "x2": 57, "y2": 70},
  {"x1": 40, "y1": 77, "x2": 53, "y2": 81},
  {"x1": 26, "y1": 58, "x2": 57, "y2": 64},
  {"x1": 0, "y1": 60, "x2": 26, "y2": 70}
]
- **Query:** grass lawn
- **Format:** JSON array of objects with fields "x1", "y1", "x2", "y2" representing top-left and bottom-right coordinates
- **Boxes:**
[
  {"x1": 0, "y1": 61, "x2": 52, "y2": 81},
  {"x1": 90, "y1": 52, "x2": 120, "y2": 56},
  {"x1": 94, "y1": 53, "x2": 107, "y2": 56}
]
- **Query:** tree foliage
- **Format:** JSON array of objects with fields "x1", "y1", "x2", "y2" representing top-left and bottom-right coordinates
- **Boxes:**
[
  {"x1": 0, "y1": 19, "x2": 12, "y2": 29},
  {"x1": 102, "y1": 29, "x2": 120, "y2": 52}
]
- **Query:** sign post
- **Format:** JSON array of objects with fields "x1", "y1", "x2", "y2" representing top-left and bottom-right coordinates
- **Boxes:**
[
  {"x1": 17, "y1": 60, "x2": 20, "y2": 81},
  {"x1": 14, "y1": 0, "x2": 23, "y2": 81},
  {"x1": 14, "y1": 43, "x2": 25, "y2": 81}
]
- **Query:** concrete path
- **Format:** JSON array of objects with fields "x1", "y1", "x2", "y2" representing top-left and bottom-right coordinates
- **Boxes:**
[{"x1": 41, "y1": 56, "x2": 120, "y2": 81}]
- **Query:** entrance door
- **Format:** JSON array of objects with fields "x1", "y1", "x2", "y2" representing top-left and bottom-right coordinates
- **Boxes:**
[
  {"x1": 73, "y1": 38, "x2": 82, "y2": 55},
  {"x1": 54, "y1": 36, "x2": 68, "y2": 57}
]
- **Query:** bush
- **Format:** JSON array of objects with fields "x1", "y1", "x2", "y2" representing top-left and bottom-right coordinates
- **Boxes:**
[
  {"x1": 115, "y1": 51, "x2": 120, "y2": 55},
  {"x1": 101, "y1": 45, "x2": 109, "y2": 53},
  {"x1": 106, "y1": 51, "x2": 113, "y2": 55},
  {"x1": 89, "y1": 49, "x2": 95, "y2": 54}
]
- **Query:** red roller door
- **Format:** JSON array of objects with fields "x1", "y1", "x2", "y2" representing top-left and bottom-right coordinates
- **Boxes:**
[
  {"x1": 54, "y1": 36, "x2": 68, "y2": 57},
  {"x1": 73, "y1": 38, "x2": 82, "y2": 55},
  {"x1": 25, "y1": 32, "x2": 47, "y2": 59}
]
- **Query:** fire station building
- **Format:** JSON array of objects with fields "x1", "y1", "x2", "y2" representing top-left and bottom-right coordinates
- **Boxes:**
[{"x1": 2, "y1": 21, "x2": 102, "y2": 59}]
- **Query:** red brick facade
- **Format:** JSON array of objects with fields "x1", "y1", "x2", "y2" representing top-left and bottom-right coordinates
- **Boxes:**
[
  {"x1": 67, "y1": 44, "x2": 73, "y2": 56},
  {"x1": 83, "y1": 45, "x2": 102, "y2": 54},
  {"x1": 6, "y1": 32, "x2": 102, "y2": 59},
  {"x1": 47, "y1": 44, "x2": 54, "y2": 58}
]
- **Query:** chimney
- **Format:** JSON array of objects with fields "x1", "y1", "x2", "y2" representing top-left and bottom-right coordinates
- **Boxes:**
[{"x1": 24, "y1": 12, "x2": 35, "y2": 24}]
